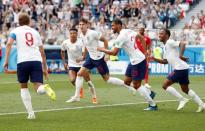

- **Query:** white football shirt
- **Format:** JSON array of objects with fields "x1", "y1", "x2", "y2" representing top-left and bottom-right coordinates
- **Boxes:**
[
  {"x1": 113, "y1": 29, "x2": 145, "y2": 65},
  {"x1": 80, "y1": 29, "x2": 104, "y2": 60},
  {"x1": 61, "y1": 38, "x2": 84, "y2": 67},
  {"x1": 163, "y1": 39, "x2": 189, "y2": 70},
  {"x1": 9, "y1": 25, "x2": 43, "y2": 63}
]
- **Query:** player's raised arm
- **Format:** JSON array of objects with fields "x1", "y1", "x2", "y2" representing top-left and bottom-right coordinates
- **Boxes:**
[
  {"x1": 39, "y1": 45, "x2": 49, "y2": 80},
  {"x1": 3, "y1": 36, "x2": 15, "y2": 71}
]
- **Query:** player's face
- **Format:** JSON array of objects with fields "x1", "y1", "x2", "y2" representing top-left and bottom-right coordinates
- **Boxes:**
[
  {"x1": 79, "y1": 22, "x2": 87, "y2": 32},
  {"x1": 70, "y1": 31, "x2": 77, "y2": 41},
  {"x1": 111, "y1": 22, "x2": 119, "y2": 33},
  {"x1": 159, "y1": 30, "x2": 166, "y2": 42}
]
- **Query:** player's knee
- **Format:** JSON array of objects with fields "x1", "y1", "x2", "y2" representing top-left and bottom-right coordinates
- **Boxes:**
[
  {"x1": 70, "y1": 80, "x2": 75, "y2": 86},
  {"x1": 162, "y1": 85, "x2": 168, "y2": 90},
  {"x1": 124, "y1": 81, "x2": 131, "y2": 86},
  {"x1": 181, "y1": 87, "x2": 189, "y2": 94}
]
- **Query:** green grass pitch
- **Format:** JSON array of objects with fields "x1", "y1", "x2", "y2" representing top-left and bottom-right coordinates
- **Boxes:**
[{"x1": 0, "y1": 73, "x2": 205, "y2": 131}]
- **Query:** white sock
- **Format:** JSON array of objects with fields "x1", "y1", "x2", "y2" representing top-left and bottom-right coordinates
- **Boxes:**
[
  {"x1": 107, "y1": 77, "x2": 136, "y2": 92},
  {"x1": 166, "y1": 86, "x2": 184, "y2": 101},
  {"x1": 137, "y1": 86, "x2": 156, "y2": 106},
  {"x1": 74, "y1": 76, "x2": 84, "y2": 98},
  {"x1": 188, "y1": 89, "x2": 204, "y2": 106},
  {"x1": 21, "y1": 88, "x2": 34, "y2": 114},
  {"x1": 37, "y1": 85, "x2": 46, "y2": 95},
  {"x1": 87, "y1": 81, "x2": 97, "y2": 98}
]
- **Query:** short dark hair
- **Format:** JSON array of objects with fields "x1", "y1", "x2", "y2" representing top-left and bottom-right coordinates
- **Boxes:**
[
  {"x1": 79, "y1": 18, "x2": 88, "y2": 24},
  {"x1": 69, "y1": 27, "x2": 78, "y2": 32},
  {"x1": 18, "y1": 13, "x2": 30, "y2": 26},
  {"x1": 161, "y1": 28, "x2": 171, "y2": 37},
  {"x1": 112, "y1": 19, "x2": 123, "y2": 26}
]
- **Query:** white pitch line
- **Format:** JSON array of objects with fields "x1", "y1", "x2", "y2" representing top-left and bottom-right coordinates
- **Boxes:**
[
  {"x1": 0, "y1": 99, "x2": 178, "y2": 116},
  {"x1": 0, "y1": 80, "x2": 67, "y2": 84}
]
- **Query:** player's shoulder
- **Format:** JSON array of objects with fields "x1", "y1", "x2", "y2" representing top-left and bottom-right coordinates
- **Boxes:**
[{"x1": 62, "y1": 39, "x2": 70, "y2": 45}]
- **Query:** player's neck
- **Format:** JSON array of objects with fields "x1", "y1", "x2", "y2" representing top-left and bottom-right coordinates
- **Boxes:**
[
  {"x1": 82, "y1": 29, "x2": 88, "y2": 35},
  {"x1": 70, "y1": 39, "x2": 77, "y2": 43}
]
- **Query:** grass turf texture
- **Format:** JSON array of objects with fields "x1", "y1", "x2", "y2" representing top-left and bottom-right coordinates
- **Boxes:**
[{"x1": 0, "y1": 73, "x2": 205, "y2": 131}]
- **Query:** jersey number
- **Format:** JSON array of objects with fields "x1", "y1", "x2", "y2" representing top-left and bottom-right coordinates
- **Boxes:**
[{"x1": 25, "y1": 32, "x2": 34, "y2": 46}]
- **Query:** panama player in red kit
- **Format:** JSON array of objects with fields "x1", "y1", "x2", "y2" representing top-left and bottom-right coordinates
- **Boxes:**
[{"x1": 135, "y1": 26, "x2": 152, "y2": 88}]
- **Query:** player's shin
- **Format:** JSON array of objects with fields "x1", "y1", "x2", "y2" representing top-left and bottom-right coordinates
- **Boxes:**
[
  {"x1": 21, "y1": 88, "x2": 34, "y2": 115},
  {"x1": 74, "y1": 76, "x2": 84, "y2": 98},
  {"x1": 137, "y1": 86, "x2": 156, "y2": 106}
]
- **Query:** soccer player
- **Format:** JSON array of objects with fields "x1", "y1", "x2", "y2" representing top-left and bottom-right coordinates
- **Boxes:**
[
  {"x1": 3, "y1": 13, "x2": 56, "y2": 119},
  {"x1": 61, "y1": 27, "x2": 97, "y2": 104},
  {"x1": 67, "y1": 18, "x2": 136, "y2": 102},
  {"x1": 151, "y1": 29, "x2": 205, "y2": 112},
  {"x1": 97, "y1": 19, "x2": 157, "y2": 110},
  {"x1": 135, "y1": 26, "x2": 152, "y2": 88}
]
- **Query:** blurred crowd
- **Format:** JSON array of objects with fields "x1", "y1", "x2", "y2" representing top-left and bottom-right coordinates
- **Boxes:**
[{"x1": 0, "y1": 0, "x2": 203, "y2": 46}]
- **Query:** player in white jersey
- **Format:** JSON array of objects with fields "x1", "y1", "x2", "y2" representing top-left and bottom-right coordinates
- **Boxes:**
[
  {"x1": 61, "y1": 27, "x2": 97, "y2": 104},
  {"x1": 3, "y1": 13, "x2": 56, "y2": 119},
  {"x1": 67, "y1": 18, "x2": 136, "y2": 103},
  {"x1": 151, "y1": 29, "x2": 205, "y2": 112},
  {"x1": 97, "y1": 19, "x2": 157, "y2": 111}
]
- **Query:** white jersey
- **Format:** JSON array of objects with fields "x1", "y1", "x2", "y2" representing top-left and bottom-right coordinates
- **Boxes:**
[
  {"x1": 163, "y1": 39, "x2": 189, "y2": 70},
  {"x1": 9, "y1": 25, "x2": 42, "y2": 63},
  {"x1": 61, "y1": 38, "x2": 84, "y2": 67},
  {"x1": 113, "y1": 29, "x2": 145, "y2": 65},
  {"x1": 80, "y1": 29, "x2": 104, "y2": 60}
]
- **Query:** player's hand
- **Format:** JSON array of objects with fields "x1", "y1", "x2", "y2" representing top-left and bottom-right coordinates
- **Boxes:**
[
  {"x1": 43, "y1": 70, "x2": 49, "y2": 80},
  {"x1": 64, "y1": 63, "x2": 68, "y2": 70},
  {"x1": 180, "y1": 56, "x2": 189, "y2": 62},
  {"x1": 97, "y1": 47, "x2": 103, "y2": 52},
  {"x1": 148, "y1": 56, "x2": 154, "y2": 62},
  {"x1": 3, "y1": 62, "x2": 8, "y2": 72},
  {"x1": 76, "y1": 57, "x2": 83, "y2": 63},
  {"x1": 104, "y1": 54, "x2": 110, "y2": 61}
]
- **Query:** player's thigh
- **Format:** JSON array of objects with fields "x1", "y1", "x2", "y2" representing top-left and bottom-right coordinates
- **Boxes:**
[
  {"x1": 124, "y1": 76, "x2": 132, "y2": 86},
  {"x1": 69, "y1": 70, "x2": 77, "y2": 82},
  {"x1": 95, "y1": 58, "x2": 109, "y2": 78},
  {"x1": 77, "y1": 67, "x2": 90, "y2": 77},
  {"x1": 83, "y1": 71, "x2": 91, "y2": 82},
  {"x1": 30, "y1": 61, "x2": 43, "y2": 83},
  {"x1": 17, "y1": 62, "x2": 30, "y2": 83},
  {"x1": 131, "y1": 60, "x2": 146, "y2": 81}
]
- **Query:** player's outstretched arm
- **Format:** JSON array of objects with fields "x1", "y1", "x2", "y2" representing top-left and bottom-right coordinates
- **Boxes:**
[
  {"x1": 151, "y1": 56, "x2": 168, "y2": 64},
  {"x1": 3, "y1": 38, "x2": 14, "y2": 71},
  {"x1": 99, "y1": 36, "x2": 108, "y2": 49},
  {"x1": 39, "y1": 45, "x2": 49, "y2": 80},
  {"x1": 97, "y1": 47, "x2": 119, "y2": 56}
]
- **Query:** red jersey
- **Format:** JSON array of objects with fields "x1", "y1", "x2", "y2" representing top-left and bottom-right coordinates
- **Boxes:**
[{"x1": 135, "y1": 35, "x2": 151, "y2": 54}]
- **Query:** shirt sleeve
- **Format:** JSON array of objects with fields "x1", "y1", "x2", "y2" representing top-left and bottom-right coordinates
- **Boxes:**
[
  {"x1": 93, "y1": 31, "x2": 102, "y2": 40},
  {"x1": 9, "y1": 31, "x2": 16, "y2": 40},
  {"x1": 113, "y1": 34, "x2": 125, "y2": 48},
  {"x1": 61, "y1": 41, "x2": 67, "y2": 51},
  {"x1": 168, "y1": 39, "x2": 180, "y2": 47}
]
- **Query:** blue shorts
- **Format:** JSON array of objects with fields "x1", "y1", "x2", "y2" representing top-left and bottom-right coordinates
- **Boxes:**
[
  {"x1": 83, "y1": 56, "x2": 109, "y2": 76},
  {"x1": 69, "y1": 67, "x2": 81, "y2": 73},
  {"x1": 125, "y1": 60, "x2": 146, "y2": 81},
  {"x1": 167, "y1": 69, "x2": 190, "y2": 85},
  {"x1": 17, "y1": 61, "x2": 43, "y2": 83}
]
